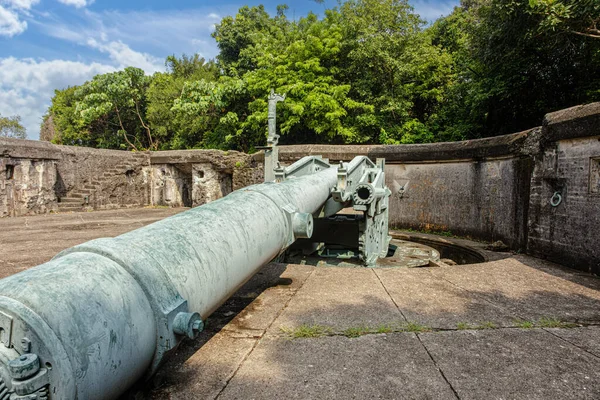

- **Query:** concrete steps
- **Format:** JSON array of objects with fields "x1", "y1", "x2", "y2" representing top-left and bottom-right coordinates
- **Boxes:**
[
  {"x1": 58, "y1": 162, "x2": 135, "y2": 212},
  {"x1": 57, "y1": 203, "x2": 84, "y2": 212}
]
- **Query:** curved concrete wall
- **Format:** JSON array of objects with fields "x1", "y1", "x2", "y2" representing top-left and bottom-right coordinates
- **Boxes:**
[
  {"x1": 278, "y1": 102, "x2": 600, "y2": 274},
  {"x1": 1, "y1": 102, "x2": 599, "y2": 274}
]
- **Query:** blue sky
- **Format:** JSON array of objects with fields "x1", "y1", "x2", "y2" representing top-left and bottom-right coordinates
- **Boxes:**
[{"x1": 0, "y1": 0, "x2": 458, "y2": 139}]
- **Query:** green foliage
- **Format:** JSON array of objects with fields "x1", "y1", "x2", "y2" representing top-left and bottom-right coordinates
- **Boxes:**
[
  {"x1": 147, "y1": 55, "x2": 219, "y2": 149},
  {"x1": 403, "y1": 322, "x2": 431, "y2": 332},
  {"x1": 515, "y1": 319, "x2": 535, "y2": 329},
  {"x1": 537, "y1": 317, "x2": 578, "y2": 328},
  {"x1": 431, "y1": 0, "x2": 600, "y2": 137},
  {"x1": 43, "y1": 0, "x2": 600, "y2": 151},
  {"x1": 476, "y1": 321, "x2": 497, "y2": 329},
  {"x1": 528, "y1": 0, "x2": 600, "y2": 38},
  {"x1": 0, "y1": 114, "x2": 26, "y2": 139}
]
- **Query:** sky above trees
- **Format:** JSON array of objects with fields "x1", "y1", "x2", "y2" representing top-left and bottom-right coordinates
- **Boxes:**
[{"x1": 0, "y1": 0, "x2": 458, "y2": 139}]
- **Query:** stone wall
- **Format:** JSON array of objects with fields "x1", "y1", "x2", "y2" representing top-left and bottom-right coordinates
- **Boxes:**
[
  {"x1": 0, "y1": 139, "x2": 261, "y2": 216},
  {"x1": 1, "y1": 138, "x2": 150, "y2": 215},
  {"x1": 149, "y1": 150, "x2": 261, "y2": 207},
  {"x1": 527, "y1": 103, "x2": 600, "y2": 274}
]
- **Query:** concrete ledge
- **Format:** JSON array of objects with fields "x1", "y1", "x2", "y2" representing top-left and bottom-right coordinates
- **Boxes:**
[
  {"x1": 150, "y1": 149, "x2": 252, "y2": 172},
  {"x1": 277, "y1": 130, "x2": 534, "y2": 163},
  {"x1": 543, "y1": 102, "x2": 600, "y2": 144}
]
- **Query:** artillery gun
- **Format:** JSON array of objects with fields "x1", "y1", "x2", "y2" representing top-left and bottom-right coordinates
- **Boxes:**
[{"x1": 0, "y1": 93, "x2": 391, "y2": 399}]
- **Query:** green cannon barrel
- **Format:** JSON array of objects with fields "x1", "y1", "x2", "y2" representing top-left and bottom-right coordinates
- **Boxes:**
[{"x1": 0, "y1": 163, "x2": 337, "y2": 399}]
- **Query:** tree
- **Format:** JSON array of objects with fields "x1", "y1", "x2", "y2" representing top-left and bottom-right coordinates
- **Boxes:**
[
  {"x1": 0, "y1": 114, "x2": 26, "y2": 139},
  {"x1": 337, "y1": 0, "x2": 453, "y2": 143},
  {"x1": 431, "y1": 0, "x2": 600, "y2": 137},
  {"x1": 146, "y1": 55, "x2": 219, "y2": 149},
  {"x1": 75, "y1": 67, "x2": 155, "y2": 150},
  {"x1": 529, "y1": 0, "x2": 600, "y2": 39}
]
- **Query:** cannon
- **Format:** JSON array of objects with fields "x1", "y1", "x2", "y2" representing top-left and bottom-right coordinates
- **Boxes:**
[{"x1": 0, "y1": 96, "x2": 391, "y2": 399}]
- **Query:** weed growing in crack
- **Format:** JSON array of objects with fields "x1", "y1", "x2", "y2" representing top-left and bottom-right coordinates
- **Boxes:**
[
  {"x1": 476, "y1": 321, "x2": 497, "y2": 329},
  {"x1": 515, "y1": 320, "x2": 535, "y2": 329},
  {"x1": 280, "y1": 324, "x2": 332, "y2": 338},
  {"x1": 404, "y1": 322, "x2": 431, "y2": 333},
  {"x1": 538, "y1": 317, "x2": 578, "y2": 328},
  {"x1": 456, "y1": 322, "x2": 471, "y2": 330}
]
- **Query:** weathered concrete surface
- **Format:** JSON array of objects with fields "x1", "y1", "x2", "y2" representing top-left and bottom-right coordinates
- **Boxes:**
[
  {"x1": 0, "y1": 158, "x2": 58, "y2": 216},
  {"x1": 420, "y1": 328, "x2": 600, "y2": 399},
  {"x1": 270, "y1": 268, "x2": 403, "y2": 331},
  {"x1": 0, "y1": 209, "x2": 599, "y2": 400},
  {"x1": 219, "y1": 333, "x2": 457, "y2": 400},
  {"x1": 374, "y1": 267, "x2": 516, "y2": 329},
  {"x1": 0, "y1": 207, "x2": 185, "y2": 278},
  {"x1": 386, "y1": 158, "x2": 532, "y2": 249},
  {"x1": 1, "y1": 139, "x2": 263, "y2": 216},
  {"x1": 546, "y1": 325, "x2": 600, "y2": 358}
]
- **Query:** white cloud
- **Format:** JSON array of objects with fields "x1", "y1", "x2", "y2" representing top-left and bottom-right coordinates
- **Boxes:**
[
  {"x1": 0, "y1": 57, "x2": 116, "y2": 139},
  {"x1": 1, "y1": 0, "x2": 40, "y2": 11},
  {"x1": 412, "y1": 0, "x2": 458, "y2": 22},
  {"x1": 0, "y1": 5, "x2": 26, "y2": 36},
  {"x1": 86, "y1": 38, "x2": 164, "y2": 73},
  {"x1": 56, "y1": 0, "x2": 93, "y2": 9},
  {"x1": 36, "y1": 8, "x2": 223, "y2": 61}
]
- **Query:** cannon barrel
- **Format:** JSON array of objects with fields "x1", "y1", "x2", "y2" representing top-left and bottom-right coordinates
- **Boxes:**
[{"x1": 0, "y1": 164, "x2": 337, "y2": 399}]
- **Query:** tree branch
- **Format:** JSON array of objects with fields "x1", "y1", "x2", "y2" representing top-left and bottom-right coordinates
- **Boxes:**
[
  {"x1": 115, "y1": 106, "x2": 138, "y2": 151},
  {"x1": 135, "y1": 101, "x2": 157, "y2": 150},
  {"x1": 570, "y1": 30, "x2": 600, "y2": 39}
]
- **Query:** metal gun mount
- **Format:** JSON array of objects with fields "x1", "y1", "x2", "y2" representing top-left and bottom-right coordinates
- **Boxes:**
[
  {"x1": 273, "y1": 155, "x2": 391, "y2": 266},
  {"x1": 260, "y1": 89, "x2": 286, "y2": 182}
]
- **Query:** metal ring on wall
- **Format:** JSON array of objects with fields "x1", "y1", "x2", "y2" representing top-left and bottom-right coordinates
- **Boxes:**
[{"x1": 550, "y1": 191, "x2": 562, "y2": 207}]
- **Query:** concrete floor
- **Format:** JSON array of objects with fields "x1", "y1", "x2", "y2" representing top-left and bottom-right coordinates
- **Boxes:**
[{"x1": 1, "y1": 208, "x2": 599, "y2": 400}]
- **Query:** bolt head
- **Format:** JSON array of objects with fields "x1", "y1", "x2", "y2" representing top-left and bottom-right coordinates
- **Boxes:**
[
  {"x1": 173, "y1": 312, "x2": 203, "y2": 339},
  {"x1": 8, "y1": 353, "x2": 39, "y2": 380}
]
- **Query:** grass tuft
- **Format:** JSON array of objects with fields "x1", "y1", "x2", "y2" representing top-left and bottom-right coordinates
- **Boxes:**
[
  {"x1": 515, "y1": 320, "x2": 535, "y2": 329},
  {"x1": 538, "y1": 317, "x2": 578, "y2": 328},
  {"x1": 375, "y1": 324, "x2": 393, "y2": 334},
  {"x1": 476, "y1": 321, "x2": 497, "y2": 330},
  {"x1": 404, "y1": 322, "x2": 431, "y2": 333},
  {"x1": 456, "y1": 322, "x2": 470, "y2": 330},
  {"x1": 280, "y1": 324, "x2": 332, "y2": 338},
  {"x1": 343, "y1": 326, "x2": 369, "y2": 338}
]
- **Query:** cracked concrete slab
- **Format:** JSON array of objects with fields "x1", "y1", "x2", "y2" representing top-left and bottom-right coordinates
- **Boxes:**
[
  {"x1": 153, "y1": 331, "x2": 257, "y2": 400},
  {"x1": 419, "y1": 328, "x2": 600, "y2": 399},
  {"x1": 429, "y1": 257, "x2": 600, "y2": 323},
  {"x1": 223, "y1": 264, "x2": 314, "y2": 335},
  {"x1": 269, "y1": 268, "x2": 403, "y2": 333},
  {"x1": 544, "y1": 326, "x2": 600, "y2": 358},
  {"x1": 219, "y1": 333, "x2": 457, "y2": 400},
  {"x1": 374, "y1": 268, "x2": 516, "y2": 329}
]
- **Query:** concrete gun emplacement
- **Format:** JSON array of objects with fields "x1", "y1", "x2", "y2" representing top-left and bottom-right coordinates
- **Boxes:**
[{"x1": 0, "y1": 96, "x2": 391, "y2": 399}]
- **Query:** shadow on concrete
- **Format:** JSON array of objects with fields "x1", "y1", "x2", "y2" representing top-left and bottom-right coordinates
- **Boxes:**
[
  {"x1": 514, "y1": 254, "x2": 600, "y2": 291},
  {"x1": 206, "y1": 288, "x2": 600, "y2": 400},
  {"x1": 120, "y1": 263, "x2": 289, "y2": 399},
  {"x1": 135, "y1": 258, "x2": 600, "y2": 399}
]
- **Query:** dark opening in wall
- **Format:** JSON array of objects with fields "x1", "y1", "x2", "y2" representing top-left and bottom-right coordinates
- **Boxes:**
[
  {"x1": 198, "y1": 170, "x2": 205, "y2": 178},
  {"x1": 125, "y1": 169, "x2": 135, "y2": 184},
  {"x1": 590, "y1": 157, "x2": 600, "y2": 195},
  {"x1": 5, "y1": 165, "x2": 14, "y2": 180}
]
